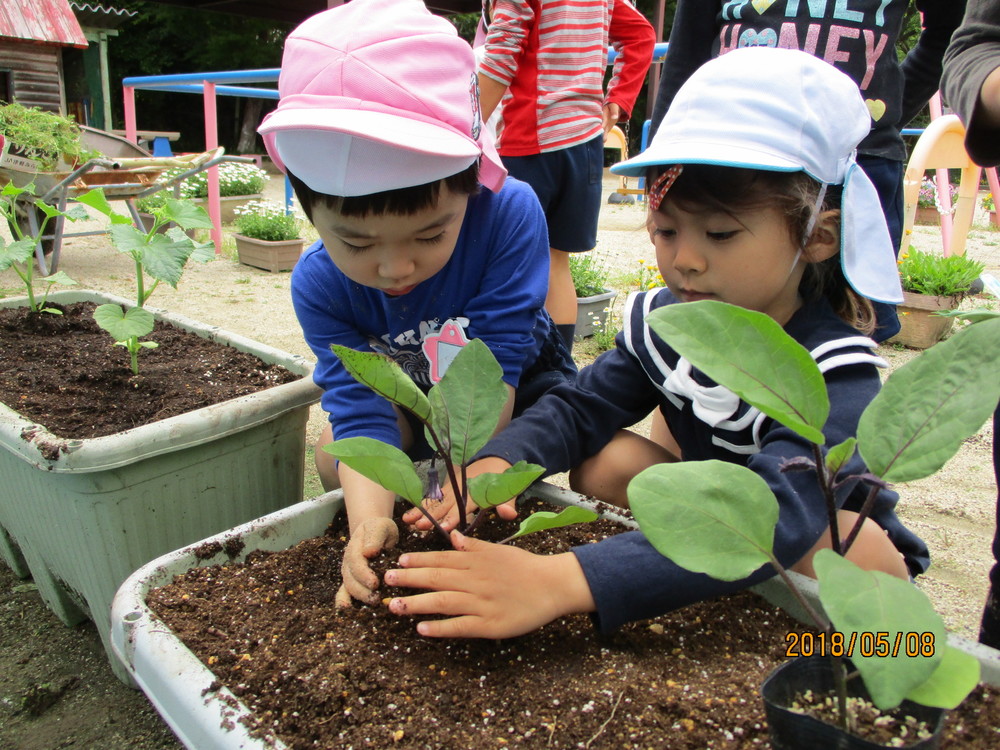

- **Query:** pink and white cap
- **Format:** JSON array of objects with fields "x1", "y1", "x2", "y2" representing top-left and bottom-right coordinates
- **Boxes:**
[{"x1": 258, "y1": 0, "x2": 506, "y2": 197}]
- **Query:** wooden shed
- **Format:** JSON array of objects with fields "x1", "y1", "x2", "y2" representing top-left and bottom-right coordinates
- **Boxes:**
[{"x1": 0, "y1": 0, "x2": 88, "y2": 113}]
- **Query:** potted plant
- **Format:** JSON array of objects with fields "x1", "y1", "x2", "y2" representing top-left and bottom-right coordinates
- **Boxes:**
[
  {"x1": 163, "y1": 161, "x2": 270, "y2": 223},
  {"x1": 570, "y1": 252, "x2": 616, "y2": 338},
  {"x1": 627, "y1": 301, "x2": 999, "y2": 749},
  {"x1": 891, "y1": 248, "x2": 985, "y2": 348},
  {"x1": 915, "y1": 178, "x2": 958, "y2": 225},
  {"x1": 231, "y1": 199, "x2": 306, "y2": 272},
  {"x1": 0, "y1": 185, "x2": 321, "y2": 684},
  {"x1": 981, "y1": 192, "x2": 997, "y2": 225},
  {"x1": 0, "y1": 102, "x2": 100, "y2": 175}
]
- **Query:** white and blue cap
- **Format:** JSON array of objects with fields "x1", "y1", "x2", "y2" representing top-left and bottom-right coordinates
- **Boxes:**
[{"x1": 612, "y1": 47, "x2": 902, "y2": 304}]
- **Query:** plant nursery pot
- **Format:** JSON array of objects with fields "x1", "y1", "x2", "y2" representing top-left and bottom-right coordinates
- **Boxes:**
[
  {"x1": 889, "y1": 291, "x2": 958, "y2": 349},
  {"x1": 193, "y1": 193, "x2": 262, "y2": 224},
  {"x1": 0, "y1": 289, "x2": 321, "y2": 684},
  {"x1": 575, "y1": 289, "x2": 616, "y2": 338},
  {"x1": 233, "y1": 233, "x2": 305, "y2": 273},
  {"x1": 761, "y1": 655, "x2": 947, "y2": 749},
  {"x1": 915, "y1": 206, "x2": 941, "y2": 225}
]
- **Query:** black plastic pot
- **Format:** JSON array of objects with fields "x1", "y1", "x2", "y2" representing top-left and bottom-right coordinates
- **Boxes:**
[{"x1": 761, "y1": 656, "x2": 947, "y2": 749}]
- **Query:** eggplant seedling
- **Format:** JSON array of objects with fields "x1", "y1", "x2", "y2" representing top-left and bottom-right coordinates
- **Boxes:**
[
  {"x1": 627, "y1": 301, "x2": 997, "y2": 732},
  {"x1": 325, "y1": 339, "x2": 597, "y2": 543},
  {"x1": 76, "y1": 190, "x2": 215, "y2": 375}
]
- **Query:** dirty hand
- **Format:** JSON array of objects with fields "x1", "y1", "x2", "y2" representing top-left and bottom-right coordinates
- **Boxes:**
[
  {"x1": 384, "y1": 531, "x2": 595, "y2": 639},
  {"x1": 401, "y1": 458, "x2": 518, "y2": 532},
  {"x1": 335, "y1": 517, "x2": 400, "y2": 608}
]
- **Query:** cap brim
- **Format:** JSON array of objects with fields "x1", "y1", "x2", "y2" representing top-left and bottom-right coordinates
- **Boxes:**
[
  {"x1": 260, "y1": 107, "x2": 481, "y2": 159},
  {"x1": 610, "y1": 139, "x2": 804, "y2": 177}
]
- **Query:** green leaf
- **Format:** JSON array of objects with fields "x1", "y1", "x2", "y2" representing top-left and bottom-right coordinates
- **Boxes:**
[
  {"x1": 468, "y1": 461, "x2": 545, "y2": 509},
  {"x1": 139, "y1": 234, "x2": 201, "y2": 288},
  {"x1": 108, "y1": 223, "x2": 153, "y2": 256},
  {"x1": 904, "y1": 644, "x2": 980, "y2": 709},
  {"x1": 507, "y1": 506, "x2": 599, "y2": 540},
  {"x1": 859, "y1": 317, "x2": 1000, "y2": 482},
  {"x1": 75, "y1": 189, "x2": 121, "y2": 219},
  {"x1": 431, "y1": 338, "x2": 508, "y2": 464},
  {"x1": 41, "y1": 270, "x2": 77, "y2": 287},
  {"x1": 324, "y1": 437, "x2": 424, "y2": 505},
  {"x1": 93, "y1": 304, "x2": 155, "y2": 341},
  {"x1": 62, "y1": 204, "x2": 91, "y2": 223},
  {"x1": 162, "y1": 197, "x2": 214, "y2": 229},
  {"x1": 949, "y1": 308, "x2": 1000, "y2": 324},
  {"x1": 0, "y1": 238, "x2": 37, "y2": 270},
  {"x1": 814, "y1": 550, "x2": 944, "y2": 710},
  {"x1": 645, "y1": 301, "x2": 827, "y2": 444},
  {"x1": 331, "y1": 344, "x2": 432, "y2": 422},
  {"x1": 179, "y1": 233, "x2": 216, "y2": 263},
  {"x1": 824, "y1": 438, "x2": 856, "y2": 478},
  {"x1": 628, "y1": 460, "x2": 778, "y2": 580}
]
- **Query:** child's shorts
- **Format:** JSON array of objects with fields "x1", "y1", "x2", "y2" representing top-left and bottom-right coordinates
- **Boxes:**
[
  {"x1": 404, "y1": 317, "x2": 577, "y2": 460},
  {"x1": 504, "y1": 134, "x2": 604, "y2": 253}
]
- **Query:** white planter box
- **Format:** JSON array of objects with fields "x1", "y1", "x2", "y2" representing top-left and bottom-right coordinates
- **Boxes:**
[
  {"x1": 0, "y1": 289, "x2": 321, "y2": 683},
  {"x1": 110, "y1": 483, "x2": 1000, "y2": 749},
  {"x1": 110, "y1": 484, "x2": 632, "y2": 749}
]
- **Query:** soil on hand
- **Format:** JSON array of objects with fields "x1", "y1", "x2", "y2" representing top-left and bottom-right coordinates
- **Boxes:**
[
  {"x1": 149, "y1": 502, "x2": 1000, "y2": 750},
  {"x1": 0, "y1": 301, "x2": 299, "y2": 439}
]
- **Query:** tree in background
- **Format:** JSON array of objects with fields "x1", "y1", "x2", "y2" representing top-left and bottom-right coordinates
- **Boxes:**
[{"x1": 108, "y1": 1, "x2": 290, "y2": 154}]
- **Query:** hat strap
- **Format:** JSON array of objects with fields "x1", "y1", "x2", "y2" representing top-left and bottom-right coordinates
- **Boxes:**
[{"x1": 801, "y1": 183, "x2": 829, "y2": 246}]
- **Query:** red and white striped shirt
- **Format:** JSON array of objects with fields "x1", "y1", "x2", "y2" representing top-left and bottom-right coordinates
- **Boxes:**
[{"x1": 479, "y1": 0, "x2": 654, "y2": 156}]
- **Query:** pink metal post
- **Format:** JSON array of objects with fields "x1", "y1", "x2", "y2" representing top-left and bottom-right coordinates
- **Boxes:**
[
  {"x1": 123, "y1": 85, "x2": 137, "y2": 144},
  {"x1": 203, "y1": 80, "x2": 222, "y2": 252}
]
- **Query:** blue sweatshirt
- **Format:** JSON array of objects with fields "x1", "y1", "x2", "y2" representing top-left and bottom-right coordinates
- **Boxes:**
[
  {"x1": 481, "y1": 288, "x2": 930, "y2": 632},
  {"x1": 291, "y1": 177, "x2": 552, "y2": 450}
]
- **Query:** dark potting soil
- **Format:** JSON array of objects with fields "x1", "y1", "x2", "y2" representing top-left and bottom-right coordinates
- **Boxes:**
[
  {"x1": 0, "y1": 301, "x2": 299, "y2": 439},
  {"x1": 148, "y1": 501, "x2": 1000, "y2": 750}
]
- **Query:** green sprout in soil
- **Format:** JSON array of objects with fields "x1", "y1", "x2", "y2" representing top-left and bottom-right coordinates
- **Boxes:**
[
  {"x1": 325, "y1": 339, "x2": 597, "y2": 543},
  {"x1": 77, "y1": 189, "x2": 215, "y2": 375},
  {"x1": 0, "y1": 182, "x2": 85, "y2": 313},
  {"x1": 628, "y1": 301, "x2": 996, "y2": 734}
]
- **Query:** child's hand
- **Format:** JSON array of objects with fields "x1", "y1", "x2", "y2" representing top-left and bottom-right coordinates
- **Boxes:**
[
  {"x1": 335, "y1": 517, "x2": 399, "y2": 607},
  {"x1": 401, "y1": 457, "x2": 518, "y2": 531},
  {"x1": 384, "y1": 531, "x2": 595, "y2": 639}
]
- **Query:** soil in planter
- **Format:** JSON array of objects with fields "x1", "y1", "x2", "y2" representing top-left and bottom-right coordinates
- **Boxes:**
[
  {"x1": 0, "y1": 301, "x2": 299, "y2": 439},
  {"x1": 147, "y1": 502, "x2": 1000, "y2": 750}
]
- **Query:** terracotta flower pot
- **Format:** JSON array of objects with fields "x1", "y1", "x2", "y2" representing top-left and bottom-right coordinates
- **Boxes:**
[
  {"x1": 233, "y1": 233, "x2": 305, "y2": 273},
  {"x1": 889, "y1": 291, "x2": 958, "y2": 349},
  {"x1": 914, "y1": 206, "x2": 941, "y2": 225},
  {"x1": 192, "y1": 194, "x2": 262, "y2": 224}
]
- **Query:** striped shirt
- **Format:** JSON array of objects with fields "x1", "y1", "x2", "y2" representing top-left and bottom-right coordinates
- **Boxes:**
[{"x1": 480, "y1": 0, "x2": 654, "y2": 156}]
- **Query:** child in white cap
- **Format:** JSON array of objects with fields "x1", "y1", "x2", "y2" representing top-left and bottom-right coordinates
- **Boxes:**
[
  {"x1": 259, "y1": 0, "x2": 576, "y2": 607},
  {"x1": 388, "y1": 47, "x2": 928, "y2": 639}
]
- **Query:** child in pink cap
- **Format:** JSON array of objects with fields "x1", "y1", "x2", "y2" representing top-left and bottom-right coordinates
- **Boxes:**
[{"x1": 259, "y1": 0, "x2": 576, "y2": 607}]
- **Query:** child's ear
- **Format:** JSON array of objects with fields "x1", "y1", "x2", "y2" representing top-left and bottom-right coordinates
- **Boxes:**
[{"x1": 803, "y1": 209, "x2": 841, "y2": 262}]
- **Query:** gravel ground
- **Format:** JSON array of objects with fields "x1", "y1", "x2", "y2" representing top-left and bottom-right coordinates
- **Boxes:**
[{"x1": 0, "y1": 170, "x2": 997, "y2": 748}]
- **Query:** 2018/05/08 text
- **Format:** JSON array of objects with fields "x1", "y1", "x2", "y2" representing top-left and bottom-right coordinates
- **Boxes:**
[{"x1": 784, "y1": 631, "x2": 936, "y2": 658}]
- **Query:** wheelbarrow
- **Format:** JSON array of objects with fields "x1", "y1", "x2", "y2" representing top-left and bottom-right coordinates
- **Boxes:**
[{"x1": 1, "y1": 127, "x2": 236, "y2": 275}]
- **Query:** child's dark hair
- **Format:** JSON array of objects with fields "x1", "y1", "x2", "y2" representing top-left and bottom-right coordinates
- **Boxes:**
[
  {"x1": 288, "y1": 162, "x2": 481, "y2": 221},
  {"x1": 648, "y1": 165, "x2": 875, "y2": 335}
]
